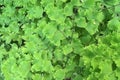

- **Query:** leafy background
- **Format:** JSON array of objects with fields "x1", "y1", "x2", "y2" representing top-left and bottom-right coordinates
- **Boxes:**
[{"x1": 0, "y1": 0, "x2": 120, "y2": 80}]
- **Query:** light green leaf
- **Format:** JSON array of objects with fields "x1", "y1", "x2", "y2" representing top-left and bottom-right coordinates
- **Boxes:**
[
  {"x1": 99, "y1": 60, "x2": 112, "y2": 75},
  {"x1": 115, "y1": 5, "x2": 120, "y2": 13},
  {"x1": 86, "y1": 20, "x2": 98, "y2": 35},
  {"x1": 115, "y1": 68, "x2": 120, "y2": 80},
  {"x1": 3, "y1": 5, "x2": 15, "y2": 17},
  {"x1": 107, "y1": 17, "x2": 120, "y2": 31},
  {"x1": 18, "y1": 61, "x2": 30, "y2": 78},
  {"x1": 45, "y1": 4, "x2": 65, "y2": 24},
  {"x1": 42, "y1": 21, "x2": 57, "y2": 39},
  {"x1": 113, "y1": 57, "x2": 120, "y2": 67},
  {"x1": 54, "y1": 69, "x2": 65, "y2": 80},
  {"x1": 104, "y1": 73, "x2": 117, "y2": 80},
  {"x1": 91, "y1": 56, "x2": 102, "y2": 69},
  {"x1": 42, "y1": 60, "x2": 53, "y2": 73},
  {"x1": 61, "y1": 0, "x2": 67, "y2": 2},
  {"x1": 71, "y1": 0, "x2": 81, "y2": 6},
  {"x1": 63, "y1": 44, "x2": 73, "y2": 55},
  {"x1": 75, "y1": 17, "x2": 87, "y2": 28},
  {"x1": 87, "y1": 74, "x2": 97, "y2": 80},
  {"x1": 32, "y1": 74, "x2": 42, "y2": 80},
  {"x1": 72, "y1": 39, "x2": 83, "y2": 54},
  {"x1": 27, "y1": 6, "x2": 43, "y2": 19},
  {"x1": 31, "y1": 60, "x2": 42, "y2": 72},
  {"x1": 50, "y1": 31, "x2": 64, "y2": 46},
  {"x1": 41, "y1": 0, "x2": 54, "y2": 7},
  {"x1": 63, "y1": 3, "x2": 73, "y2": 16},
  {"x1": 83, "y1": 0, "x2": 95, "y2": 8},
  {"x1": 96, "y1": 12, "x2": 104, "y2": 22},
  {"x1": 54, "y1": 48, "x2": 64, "y2": 61},
  {"x1": 104, "y1": 0, "x2": 119, "y2": 6}
]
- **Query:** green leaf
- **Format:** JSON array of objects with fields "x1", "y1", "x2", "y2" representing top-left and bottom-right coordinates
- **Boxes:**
[
  {"x1": 80, "y1": 34, "x2": 91, "y2": 44},
  {"x1": 115, "y1": 5, "x2": 120, "y2": 13},
  {"x1": 18, "y1": 61, "x2": 30, "y2": 78},
  {"x1": 71, "y1": 39, "x2": 83, "y2": 54},
  {"x1": 1, "y1": 57, "x2": 16, "y2": 80},
  {"x1": 115, "y1": 68, "x2": 120, "y2": 80},
  {"x1": 31, "y1": 60, "x2": 42, "y2": 72},
  {"x1": 63, "y1": 44, "x2": 73, "y2": 55},
  {"x1": 113, "y1": 56, "x2": 120, "y2": 68},
  {"x1": 13, "y1": 0, "x2": 24, "y2": 6},
  {"x1": 72, "y1": 32, "x2": 79, "y2": 39},
  {"x1": 96, "y1": 12, "x2": 104, "y2": 22},
  {"x1": 9, "y1": 21, "x2": 19, "y2": 33},
  {"x1": 87, "y1": 74, "x2": 97, "y2": 80},
  {"x1": 60, "y1": 0, "x2": 67, "y2": 2},
  {"x1": 99, "y1": 60, "x2": 112, "y2": 75},
  {"x1": 91, "y1": 56, "x2": 102, "y2": 69},
  {"x1": 32, "y1": 74, "x2": 42, "y2": 80},
  {"x1": 73, "y1": 75, "x2": 83, "y2": 80},
  {"x1": 27, "y1": 6, "x2": 43, "y2": 19},
  {"x1": 84, "y1": 8, "x2": 94, "y2": 20},
  {"x1": 63, "y1": 3, "x2": 73, "y2": 16},
  {"x1": 29, "y1": 0, "x2": 37, "y2": 4},
  {"x1": 86, "y1": 20, "x2": 98, "y2": 35},
  {"x1": 107, "y1": 17, "x2": 120, "y2": 31},
  {"x1": 64, "y1": 29, "x2": 72, "y2": 38},
  {"x1": 71, "y1": 0, "x2": 81, "y2": 6},
  {"x1": 54, "y1": 69, "x2": 65, "y2": 80},
  {"x1": 65, "y1": 58, "x2": 76, "y2": 71},
  {"x1": 83, "y1": 0, "x2": 95, "y2": 8},
  {"x1": 45, "y1": 4, "x2": 65, "y2": 24},
  {"x1": 42, "y1": 21, "x2": 57, "y2": 38},
  {"x1": 75, "y1": 17, "x2": 87, "y2": 28},
  {"x1": 3, "y1": 5, "x2": 15, "y2": 17},
  {"x1": 50, "y1": 31, "x2": 64, "y2": 46},
  {"x1": 43, "y1": 60, "x2": 53, "y2": 73},
  {"x1": 103, "y1": 73, "x2": 117, "y2": 80},
  {"x1": 41, "y1": 0, "x2": 54, "y2": 7},
  {"x1": 1, "y1": 0, "x2": 120, "y2": 80},
  {"x1": 104, "y1": 0, "x2": 119, "y2": 6},
  {"x1": 54, "y1": 48, "x2": 64, "y2": 61}
]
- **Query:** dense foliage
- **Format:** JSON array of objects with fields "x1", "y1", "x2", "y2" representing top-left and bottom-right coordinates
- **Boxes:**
[{"x1": 0, "y1": 0, "x2": 120, "y2": 80}]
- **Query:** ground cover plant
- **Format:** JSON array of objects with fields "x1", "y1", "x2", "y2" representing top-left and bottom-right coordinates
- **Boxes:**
[{"x1": 0, "y1": 0, "x2": 120, "y2": 80}]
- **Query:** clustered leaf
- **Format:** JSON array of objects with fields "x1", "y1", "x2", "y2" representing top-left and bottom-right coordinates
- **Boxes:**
[{"x1": 0, "y1": 0, "x2": 120, "y2": 80}]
